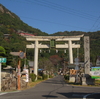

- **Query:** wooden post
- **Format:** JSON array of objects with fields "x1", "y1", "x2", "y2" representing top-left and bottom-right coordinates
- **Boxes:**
[{"x1": 18, "y1": 60, "x2": 21, "y2": 90}]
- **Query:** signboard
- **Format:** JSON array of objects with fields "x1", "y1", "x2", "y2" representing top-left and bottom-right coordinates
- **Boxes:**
[
  {"x1": 0, "y1": 58, "x2": 6, "y2": 63},
  {"x1": 70, "y1": 69, "x2": 77, "y2": 75},
  {"x1": 74, "y1": 58, "x2": 79, "y2": 62},
  {"x1": 23, "y1": 69, "x2": 29, "y2": 82},
  {"x1": 19, "y1": 51, "x2": 25, "y2": 59},
  {"x1": 74, "y1": 58, "x2": 79, "y2": 66},
  {"x1": 90, "y1": 67, "x2": 100, "y2": 79}
]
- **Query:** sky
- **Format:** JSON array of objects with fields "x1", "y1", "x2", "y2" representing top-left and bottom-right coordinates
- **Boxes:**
[{"x1": 0, "y1": 0, "x2": 100, "y2": 34}]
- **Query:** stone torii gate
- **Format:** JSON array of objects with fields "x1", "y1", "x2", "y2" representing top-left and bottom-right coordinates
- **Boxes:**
[{"x1": 25, "y1": 35, "x2": 84, "y2": 77}]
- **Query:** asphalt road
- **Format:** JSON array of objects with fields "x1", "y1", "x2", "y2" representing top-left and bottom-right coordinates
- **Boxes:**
[{"x1": 0, "y1": 75, "x2": 100, "y2": 99}]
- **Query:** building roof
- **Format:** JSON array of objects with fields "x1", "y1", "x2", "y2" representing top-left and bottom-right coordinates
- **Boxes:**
[
  {"x1": 18, "y1": 33, "x2": 34, "y2": 36},
  {"x1": 3, "y1": 66, "x2": 15, "y2": 69}
]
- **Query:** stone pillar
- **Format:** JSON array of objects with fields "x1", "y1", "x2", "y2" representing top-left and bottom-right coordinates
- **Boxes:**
[
  {"x1": 82, "y1": 77, "x2": 87, "y2": 85},
  {"x1": 84, "y1": 36, "x2": 90, "y2": 75},
  {"x1": 68, "y1": 40, "x2": 73, "y2": 64},
  {"x1": 34, "y1": 40, "x2": 38, "y2": 78}
]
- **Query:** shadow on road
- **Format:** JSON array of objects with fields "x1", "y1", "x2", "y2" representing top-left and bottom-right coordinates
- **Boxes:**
[
  {"x1": 42, "y1": 95, "x2": 58, "y2": 98},
  {"x1": 42, "y1": 92, "x2": 100, "y2": 99}
]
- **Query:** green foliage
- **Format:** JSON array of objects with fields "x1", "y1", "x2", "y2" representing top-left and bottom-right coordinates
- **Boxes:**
[
  {"x1": 38, "y1": 57, "x2": 54, "y2": 73},
  {"x1": 37, "y1": 76, "x2": 43, "y2": 80},
  {"x1": 0, "y1": 46, "x2": 7, "y2": 68},
  {"x1": 64, "y1": 75, "x2": 69, "y2": 80},
  {"x1": 42, "y1": 74, "x2": 48, "y2": 80},
  {"x1": 49, "y1": 75, "x2": 53, "y2": 78},
  {"x1": 29, "y1": 73, "x2": 36, "y2": 82},
  {"x1": 0, "y1": 46, "x2": 6, "y2": 56}
]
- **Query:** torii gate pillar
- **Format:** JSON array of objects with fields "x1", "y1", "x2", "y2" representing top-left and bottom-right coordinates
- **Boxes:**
[
  {"x1": 68, "y1": 40, "x2": 73, "y2": 64},
  {"x1": 34, "y1": 40, "x2": 38, "y2": 79}
]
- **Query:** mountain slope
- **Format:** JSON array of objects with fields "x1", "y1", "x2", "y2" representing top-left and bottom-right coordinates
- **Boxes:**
[{"x1": 0, "y1": 4, "x2": 48, "y2": 36}]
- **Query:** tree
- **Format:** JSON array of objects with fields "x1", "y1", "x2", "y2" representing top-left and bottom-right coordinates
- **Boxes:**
[
  {"x1": 0, "y1": 46, "x2": 6, "y2": 57},
  {"x1": 50, "y1": 55, "x2": 62, "y2": 66},
  {"x1": 38, "y1": 57, "x2": 55, "y2": 75},
  {"x1": 0, "y1": 46, "x2": 6, "y2": 67}
]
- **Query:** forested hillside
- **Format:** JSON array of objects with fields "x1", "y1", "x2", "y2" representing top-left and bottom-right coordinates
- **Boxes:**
[
  {"x1": 0, "y1": 4, "x2": 48, "y2": 68},
  {"x1": 0, "y1": 4, "x2": 100, "y2": 68},
  {"x1": 0, "y1": 4, "x2": 48, "y2": 36}
]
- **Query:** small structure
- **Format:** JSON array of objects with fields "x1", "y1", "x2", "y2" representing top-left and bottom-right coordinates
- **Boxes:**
[
  {"x1": 28, "y1": 61, "x2": 34, "y2": 73},
  {"x1": 2, "y1": 66, "x2": 15, "y2": 78}
]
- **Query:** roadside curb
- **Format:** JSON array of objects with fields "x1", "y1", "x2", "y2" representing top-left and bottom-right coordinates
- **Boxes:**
[{"x1": 0, "y1": 90, "x2": 21, "y2": 95}]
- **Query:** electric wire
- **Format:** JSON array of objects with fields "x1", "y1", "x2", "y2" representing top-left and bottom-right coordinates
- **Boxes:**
[
  {"x1": 19, "y1": 16, "x2": 88, "y2": 30},
  {"x1": 90, "y1": 16, "x2": 100, "y2": 31},
  {"x1": 21, "y1": 0, "x2": 100, "y2": 31},
  {"x1": 7, "y1": 0, "x2": 100, "y2": 32},
  {"x1": 9, "y1": 0, "x2": 99, "y2": 21},
  {"x1": 25, "y1": 0, "x2": 97, "y2": 21}
]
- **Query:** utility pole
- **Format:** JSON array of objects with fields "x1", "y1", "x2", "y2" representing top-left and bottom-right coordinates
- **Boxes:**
[{"x1": 17, "y1": 50, "x2": 25, "y2": 90}]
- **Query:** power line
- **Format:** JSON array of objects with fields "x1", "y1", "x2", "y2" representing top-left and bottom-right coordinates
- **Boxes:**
[
  {"x1": 89, "y1": 16, "x2": 100, "y2": 31},
  {"x1": 10, "y1": 0, "x2": 98, "y2": 21},
  {"x1": 20, "y1": 16, "x2": 88, "y2": 30},
  {"x1": 7, "y1": 0, "x2": 100, "y2": 31},
  {"x1": 37, "y1": 0, "x2": 97, "y2": 19},
  {"x1": 25, "y1": 0, "x2": 98, "y2": 21}
]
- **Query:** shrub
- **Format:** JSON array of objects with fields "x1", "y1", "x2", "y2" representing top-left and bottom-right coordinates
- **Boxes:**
[
  {"x1": 42, "y1": 74, "x2": 48, "y2": 80},
  {"x1": 49, "y1": 75, "x2": 53, "y2": 78},
  {"x1": 29, "y1": 73, "x2": 36, "y2": 82},
  {"x1": 64, "y1": 75, "x2": 69, "y2": 80},
  {"x1": 38, "y1": 76, "x2": 42, "y2": 80}
]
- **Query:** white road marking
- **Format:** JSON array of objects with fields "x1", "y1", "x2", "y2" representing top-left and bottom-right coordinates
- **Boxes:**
[
  {"x1": 83, "y1": 94, "x2": 91, "y2": 99},
  {"x1": 0, "y1": 91, "x2": 21, "y2": 96},
  {"x1": 83, "y1": 93, "x2": 100, "y2": 99}
]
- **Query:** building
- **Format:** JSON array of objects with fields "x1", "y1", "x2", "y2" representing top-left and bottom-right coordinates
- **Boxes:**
[{"x1": 18, "y1": 33, "x2": 34, "y2": 37}]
